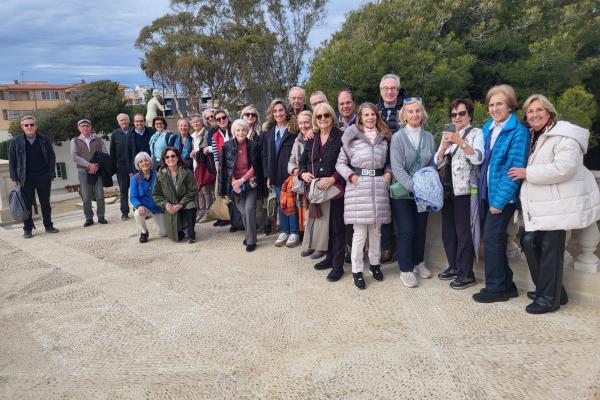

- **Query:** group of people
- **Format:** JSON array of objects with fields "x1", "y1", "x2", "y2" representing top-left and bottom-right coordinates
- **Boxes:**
[{"x1": 8, "y1": 74, "x2": 600, "y2": 315}]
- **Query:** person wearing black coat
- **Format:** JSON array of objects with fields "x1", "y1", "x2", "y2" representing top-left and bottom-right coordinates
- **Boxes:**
[
  {"x1": 127, "y1": 114, "x2": 153, "y2": 174},
  {"x1": 110, "y1": 113, "x2": 133, "y2": 220},
  {"x1": 299, "y1": 103, "x2": 345, "y2": 282},
  {"x1": 88, "y1": 152, "x2": 116, "y2": 187}
]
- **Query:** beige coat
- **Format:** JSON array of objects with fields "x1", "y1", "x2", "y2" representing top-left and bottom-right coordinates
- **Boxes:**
[{"x1": 520, "y1": 121, "x2": 600, "y2": 231}]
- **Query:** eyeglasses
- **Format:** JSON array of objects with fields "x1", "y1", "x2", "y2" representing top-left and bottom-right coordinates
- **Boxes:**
[
  {"x1": 450, "y1": 111, "x2": 468, "y2": 118},
  {"x1": 316, "y1": 113, "x2": 331, "y2": 120},
  {"x1": 22, "y1": 124, "x2": 35, "y2": 127},
  {"x1": 155, "y1": 122, "x2": 164, "y2": 125},
  {"x1": 381, "y1": 86, "x2": 398, "y2": 92},
  {"x1": 243, "y1": 113, "x2": 257, "y2": 118},
  {"x1": 403, "y1": 97, "x2": 422, "y2": 104},
  {"x1": 164, "y1": 154, "x2": 177, "y2": 159},
  {"x1": 216, "y1": 116, "x2": 228, "y2": 122}
]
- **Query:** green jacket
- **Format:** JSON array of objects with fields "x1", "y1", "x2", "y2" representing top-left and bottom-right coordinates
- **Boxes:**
[{"x1": 152, "y1": 167, "x2": 198, "y2": 241}]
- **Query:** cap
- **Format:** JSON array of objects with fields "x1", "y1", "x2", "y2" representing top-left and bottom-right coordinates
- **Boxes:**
[{"x1": 77, "y1": 118, "x2": 92, "y2": 126}]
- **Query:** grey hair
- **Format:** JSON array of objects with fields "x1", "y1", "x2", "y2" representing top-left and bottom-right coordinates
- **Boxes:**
[
  {"x1": 231, "y1": 119, "x2": 250, "y2": 133},
  {"x1": 202, "y1": 108, "x2": 216, "y2": 124},
  {"x1": 134, "y1": 151, "x2": 153, "y2": 171},
  {"x1": 379, "y1": 74, "x2": 401, "y2": 89},
  {"x1": 190, "y1": 113, "x2": 202, "y2": 120},
  {"x1": 20, "y1": 115, "x2": 36, "y2": 123},
  {"x1": 133, "y1": 113, "x2": 144, "y2": 120},
  {"x1": 310, "y1": 90, "x2": 327, "y2": 98},
  {"x1": 288, "y1": 86, "x2": 306, "y2": 99},
  {"x1": 116, "y1": 113, "x2": 130, "y2": 122}
]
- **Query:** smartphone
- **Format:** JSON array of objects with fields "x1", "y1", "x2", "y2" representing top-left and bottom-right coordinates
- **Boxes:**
[{"x1": 443, "y1": 123, "x2": 455, "y2": 132}]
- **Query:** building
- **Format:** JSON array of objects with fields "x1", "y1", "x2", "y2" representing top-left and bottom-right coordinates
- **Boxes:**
[{"x1": 125, "y1": 84, "x2": 218, "y2": 117}]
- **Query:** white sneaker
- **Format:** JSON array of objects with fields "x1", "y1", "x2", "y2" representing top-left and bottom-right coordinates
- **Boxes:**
[
  {"x1": 400, "y1": 272, "x2": 418, "y2": 288},
  {"x1": 286, "y1": 233, "x2": 300, "y2": 248},
  {"x1": 274, "y1": 233, "x2": 289, "y2": 247},
  {"x1": 414, "y1": 262, "x2": 432, "y2": 279}
]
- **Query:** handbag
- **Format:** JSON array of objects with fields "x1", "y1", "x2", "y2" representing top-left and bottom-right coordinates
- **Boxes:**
[
  {"x1": 208, "y1": 182, "x2": 230, "y2": 220},
  {"x1": 9, "y1": 187, "x2": 30, "y2": 222},
  {"x1": 389, "y1": 129, "x2": 422, "y2": 199},
  {"x1": 194, "y1": 161, "x2": 215, "y2": 187}
]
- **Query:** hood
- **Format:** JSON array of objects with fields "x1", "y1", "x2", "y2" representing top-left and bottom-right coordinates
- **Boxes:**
[
  {"x1": 377, "y1": 88, "x2": 407, "y2": 110},
  {"x1": 545, "y1": 121, "x2": 589, "y2": 154}
]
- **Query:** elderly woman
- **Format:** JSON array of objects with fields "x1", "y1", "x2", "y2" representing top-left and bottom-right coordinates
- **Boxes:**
[
  {"x1": 435, "y1": 98, "x2": 484, "y2": 289},
  {"x1": 472, "y1": 84, "x2": 529, "y2": 304},
  {"x1": 130, "y1": 152, "x2": 166, "y2": 243},
  {"x1": 219, "y1": 119, "x2": 264, "y2": 252},
  {"x1": 262, "y1": 98, "x2": 299, "y2": 247},
  {"x1": 152, "y1": 147, "x2": 198, "y2": 243},
  {"x1": 241, "y1": 105, "x2": 262, "y2": 142},
  {"x1": 508, "y1": 95, "x2": 600, "y2": 313},
  {"x1": 190, "y1": 113, "x2": 215, "y2": 223},
  {"x1": 390, "y1": 97, "x2": 436, "y2": 288},
  {"x1": 300, "y1": 103, "x2": 345, "y2": 282},
  {"x1": 336, "y1": 102, "x2": 392, "y2": 289},
  {"x1": 149, "y1": 116, "x2": 170, "y2": 170},
  {"x1": 168, "y1": 118, "x2": 194, "y2": 170}
]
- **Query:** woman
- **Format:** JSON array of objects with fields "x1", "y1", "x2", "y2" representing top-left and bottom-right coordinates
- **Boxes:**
[
  {"x1": 210, "y1": 109, "x2": 236, "y2": 228},
  {"x1": 169, "y1": 118, "x2": 194, "y2": 170},
  {"x1": 219, "y1": 119, "x2": 264, "y2": 252},
  {"x1": 390, "y1": 97, "x2": 436, "y2": 288},
  {"x1": 299, "y1": 103, "x2": 345, "y2": 282},
  {"x1": 472, "y1": 84, "x2": 529, "y2": 304},
  {"x1": 152, "y1": 147, "x2": 198, "y2": 243},
  {"x1": 262, "y1": 98, "x2": 299, "y2": 248},
  {"x1": 241, "y1": 105, "x2": 262, "y2": 142},
  {"x1": 336, "y1": 102, "x2": 392, "y2": 289},
  {"x1": 290, "y1": 110, "x2": 323, "y2": 258},
  {"x1": 508, "y1": 94, "x2": 600, "y2": 313},
  {"x1": 130, "y1": 152, "x2": 166, "y2": 243},
  {"x1": 435, "y1": 99, "x2": 484, "y2": 289},
  {"x1": 190, "y1": 113, "x2": 215, "y2": 223},
  {"x1": 149, "y1": 116, "x2": 170, "y2": 170}
]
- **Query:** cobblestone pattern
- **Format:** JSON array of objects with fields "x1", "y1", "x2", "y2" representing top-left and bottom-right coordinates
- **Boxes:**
[{"x1": 1, "y1": 209, "x2": 600, "y2": 399}]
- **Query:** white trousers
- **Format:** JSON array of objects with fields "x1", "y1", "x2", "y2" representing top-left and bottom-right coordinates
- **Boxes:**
[
  {"x1": 134, "y1": 208, "x2": 167, "y2": 237},
  {"x1": 351, "y1": 223, "x2": 381, "y2": 273}
]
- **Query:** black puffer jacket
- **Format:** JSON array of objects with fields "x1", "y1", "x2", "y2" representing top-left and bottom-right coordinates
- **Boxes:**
[
  {"x1": 376, "y1": 88, "x2": 408, "y2": 131},
  {"x1": 219, "y1": 138, "x2": 264, "y2": 197},
  {"x1": 261, "y1": 125, "x2": 296, "y2": 187}
]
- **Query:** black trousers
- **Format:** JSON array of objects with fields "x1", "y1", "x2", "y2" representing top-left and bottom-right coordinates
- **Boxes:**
[
  {"x1": 115, "y1": 163, "x2": 130, "y2": 215},
  {"x1": 22, "y1": 175, "x2": 53, "y2": 231},
  {"x1": 391, "y1": 198, "x2": 428, "y2": 272},
  {"x1": 179, "y1": 208, "x2": 197, "y2": 240},
  {"x1": 381, "y1": 222, "x2": 396, "y2": 252},
  {"x1": 521, "y1": 230, "x2": 567, "y2": 308},
  {"x1": 481, "y1": 200, "x2": 516, "y2": 292},
  {"x1": 326, "y1": 199, "x2": 346, "y2": 269},
  {"x1": 442, "y1": 194, "x2": 474, "y2": 280}
]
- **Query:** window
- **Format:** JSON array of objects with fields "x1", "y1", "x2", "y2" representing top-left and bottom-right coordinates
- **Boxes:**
[
  {"x1": 2, "y1": 110, "x2": 7, "y2": 120},
  {"x1": 41, "y1": 91, "x2": 60, "y2": 100},
  {"x1": 7, "y1": 110, "x2": 32, "y2": 121},
  {"x1": 0, "y1": 91, "x2": 5, "y2": 100},
  {"x1": 55, "y1": 162, "x2": 67, "y2": 179},
  {"x1": 8, "y1": 91, "x2": 16, "y2": 101}
]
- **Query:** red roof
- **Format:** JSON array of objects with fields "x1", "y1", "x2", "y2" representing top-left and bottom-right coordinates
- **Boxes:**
[{"x1": 0, "y1": 81, "x2": 128, "y2": 91}]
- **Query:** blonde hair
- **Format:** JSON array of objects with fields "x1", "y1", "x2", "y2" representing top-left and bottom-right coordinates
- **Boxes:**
[
  {"x1": 522, "y1": 94, "x2": 557, "y2": 125},
  {"x1": 311, "y1": 103, "x2": 336, "y2": 132},
  {"x1": 486, "y1": 84, "x2": 517, "y2": 111},
  {"x1": 399, "y1": 99, "x2": 428, "y2": 127}
]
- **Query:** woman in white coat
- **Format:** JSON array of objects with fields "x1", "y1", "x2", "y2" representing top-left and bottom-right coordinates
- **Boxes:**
[{"x1": 508, "y1": 94, "x2": 600, "y2": 314}]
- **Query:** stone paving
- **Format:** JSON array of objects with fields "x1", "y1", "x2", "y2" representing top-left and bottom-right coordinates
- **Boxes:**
[{"x1": 1, "y1": 204, "x2": 600, "y2": 399}]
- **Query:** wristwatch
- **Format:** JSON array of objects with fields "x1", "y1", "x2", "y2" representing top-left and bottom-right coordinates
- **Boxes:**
[{"x1": 460, "y1": 142, "x2": 468, "y2": 149}]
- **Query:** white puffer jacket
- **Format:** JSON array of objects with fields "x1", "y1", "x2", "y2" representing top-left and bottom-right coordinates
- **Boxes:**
[{"x1": 520, "y1": 121, "x2": 600, "y2": 231}]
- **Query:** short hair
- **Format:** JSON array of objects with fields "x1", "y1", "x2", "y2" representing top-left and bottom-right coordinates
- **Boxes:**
[
  {"x1": 522, "y1": 94, "x2": 558, "y2": 125},
  {"x1": 152, "y1": 116, "x2": 167, "y2": 129},
  {"x1": 311, "y1": 103, "x2": 337, "y2": 132},
  {"x1": 177, "y1": 117, "x2": 190, "y2": 127},
  {"x1": 288, "y1": 86, "x2": 306, "y2": 99},
  {"x1": 379, "y1": 74, "x2": 401, "y2": 89},
  {"x1": 20, "y1": 115, "x2": 36, "y2": 124},
  {"x1": 134, "y1": 151, "x2": 153, "y2": 171},
  {"x1": 356, "y1": 102, "x2": 391, "y2": 140},
  {"x1": 160, "y1": 146, "x2": 185, "y2": 170},
  {"x1": 448, "y1": 98, "x2": 475, "y2": 118},
  {"x1": 310, "y1": 90, "x2": 327, "y2": 98},
  {"x1": 190, "y1": 113, "x2": 202, "y2": 120},
  {"x1": 337, "y1": 89, "x2": 354, "y2": 103},
  {"x1": 231, "y1": 119, "x2": 250, "y2": 133},
  {"x1": 202, "y1": 108, "x2": 216, "y2": 124},
  {"x1": 116, "y1": 113, "x2": 130, "y2": 122},
  {"x1": 486, "y1": 84, "x2": 517, "y2": 111},
  {"x1": 133, "y1": 113, "x2": 145, "y2": 121},
  {"x1": 399, "y1": 98, "x2": 429, "y2": 126},
  {"x1": 214, "y1": 108, "x2": 229, "y2": 119}
]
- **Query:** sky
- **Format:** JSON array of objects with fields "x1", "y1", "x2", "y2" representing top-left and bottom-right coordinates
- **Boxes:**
[{"x1": 0, "y1": 0, "x2": 365, "y2": 89}]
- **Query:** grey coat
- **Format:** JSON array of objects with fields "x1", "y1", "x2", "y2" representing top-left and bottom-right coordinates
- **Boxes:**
[
  {"x1": 390, "y1": 126, "x2": 436, "y2": 196},
  {"x1": 336, "y1": 125, "x2": 392, "y2": 225}
]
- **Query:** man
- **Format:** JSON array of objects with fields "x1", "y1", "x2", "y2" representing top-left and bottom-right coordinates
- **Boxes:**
[
  {"x1": 337, "y1": 89, "x2": 357, "y2": 132},
  {"x1": 9, "y1": 116, "x2": 58, "y2": 238},
  {"x1": 71, "y1": 119, "x2": 109, "y2": 227},
  {"x1": 288, "y1": 86, "x2": 308, "y2": 116},
  {"x1": 309, "y1": 91, "x2": 329, "y2": 109},
  {"x1": 127, "y1": 113, "x2": 153, "y2": 174},
  {"x1": 110, "y1": 113, "x2": 132, "y2": 220},
  {"x1": 376, "y1": 73, "x2": 407, "y2": 131}
]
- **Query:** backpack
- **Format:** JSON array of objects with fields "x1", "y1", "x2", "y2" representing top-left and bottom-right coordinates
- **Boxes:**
[{"x1": 9, "y1": 187, "x2": 30, "y2": 222}]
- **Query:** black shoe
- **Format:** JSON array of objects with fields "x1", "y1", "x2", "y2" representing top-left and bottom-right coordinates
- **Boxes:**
[
  {"x1": 246, "y1": 244, "x2": 256, "y2": 252},
  {"x1": 438, "y1": 267, "x2": 458, "y2": 280},
  {"x1": 121, "y1": 214, "x2": 129, "y2": 221},
  {"x1": 262, "y1": 225, "x2": 272, "y2": 236},
  {"x1": 221, "y1": 220, "x2": 230, "y2": 227},
  {"x1": 314, "y1": 259, "x2": 333, "y2": 270},
  {"x1": 526, "y1": 298, "x2": 559, "y2": 314},
  {"x1": 84, "y1": 219, "x2": 94, "y2": 227},
  {"x1": 527, "y1": 289, "x2": 568, "y2": 305},
  {"x1": 353, "y1": 272, "x2": 366, "y2": 289},
  {"x1": 98, "y1": 218, "x2": 108, "y2": 224},
  {"x1": 213, "y1": 219, "x2": 222, "y2": 227},
  {"x1": 243, "y1": 239, "x2": 247, "y2": 245},
  {"x1": 450, "y1": 277, "x2": 477, "y2": 290},
  {"x1": 139, "y1": 231, "x2": 149, "y2": 243},
  {"x1": 230, "y1": 226, "x2": 241, "y2": 232},
  {"x1": 327, "y1": 267, "x2": 344, "y2": 282},
  {"x1": 527, "y1": 291, "x2": 537, "y2": 301},
  {"x1": 45, "y1": 227, "x2": 59, "y2": 233},
  {"x1": 380, "y1": 249, "x2": 396, "y2": 264},
  {"x1": 300, "y1": 249, "x2": 315, "y2": 257},
  {"x1": 23, "y1": 230, "x2": 33, "y2": 239},
  {"x1": 188, "y1": 238, "x2": 196, "y2": 244},
  {"x1": 369, "y1": 264, "x2": 384, "y2": 281},
  {"x1": 177, "y1": 231, "x2": 185, "y2": 242},
  {"x1": 473, "y1": 289, "x2": 509, "y2": 303},
  {"x1": 505, "y1": 285, "x2": 519, "y2": 298}
]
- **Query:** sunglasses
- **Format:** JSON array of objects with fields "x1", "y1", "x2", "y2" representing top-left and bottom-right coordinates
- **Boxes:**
[
  {"x1": 206, "y1": 115, "x2": 215, "y2": 120},
  {"x1": 216, "y1": 116, "x2": 228, "y2": 122},
  {"x1": 316, "y1": 113, "x2": 331, "y2": 120},
  {"x1": 450, "y1": 111, "x2": 468, "y2": 118},
  {"x1": 403, "y1": 97, "x2": 422, "y2": 104},
  {"x1": 243, "y1": 113, "x2": 257, "y2": 118},
  {"x1": 22, "y1": 123, "x2": 35, "y2": 127},
  {"x1": 164, "y1": 154, "x2": 177, "y2": 159}
]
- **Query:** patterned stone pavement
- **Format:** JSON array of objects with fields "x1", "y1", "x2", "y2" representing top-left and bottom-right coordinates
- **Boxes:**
[{"x1": 1, "y1": 205, "x2": 599, "y2": 399}]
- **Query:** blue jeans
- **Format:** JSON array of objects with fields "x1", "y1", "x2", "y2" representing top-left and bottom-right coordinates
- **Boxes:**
[{"x1": 274, "y1": 186, "x2": 298, "y2": 234}]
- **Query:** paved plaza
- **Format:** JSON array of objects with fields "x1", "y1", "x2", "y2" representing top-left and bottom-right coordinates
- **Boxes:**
[{"x1": 1, "y1": 204, "x2": 600, "y2": 399}]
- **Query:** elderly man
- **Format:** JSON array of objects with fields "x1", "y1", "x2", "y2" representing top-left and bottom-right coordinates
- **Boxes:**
[
  {"x1": 376, "y1": 73, "x2": 407, "y2": 131},
  {"x1": 288, "y1": 86, "x2": 308, "y2": 116},
  {"x1": 9, "y1": 116, "x2": 58, "y2": 238},
  {"x1": 71, "y1": 119, "x2": 109, "y2": 227},
  {"x1": 110, "y1": 113, "x2": 132, "y2": 220},
  {"x1": 337, "y1": 89, "x2": 356, "y2": 132},
  {"x1": 309, "y1": 91, "x2": 328, "y2": 109},
  {"x1": 127, "y1": 113, "x2": 153, "y2": 174}
]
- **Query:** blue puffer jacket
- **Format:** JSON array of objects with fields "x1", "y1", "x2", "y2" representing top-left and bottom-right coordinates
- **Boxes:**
[
  {"x1": 482, "y1": 113, "x2": 530, "y2": 210},
  {"x1": 130, "y1": 170, "x2": 162, "y2": 214}
]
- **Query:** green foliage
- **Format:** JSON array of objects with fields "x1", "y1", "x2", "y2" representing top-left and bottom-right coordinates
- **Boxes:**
[
  {"x1": 0, "y1": 140, "x2": 10, "y2": 160},
  {"x1": 555, "y1": 86, "x2": 599, "y2": 146}
]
